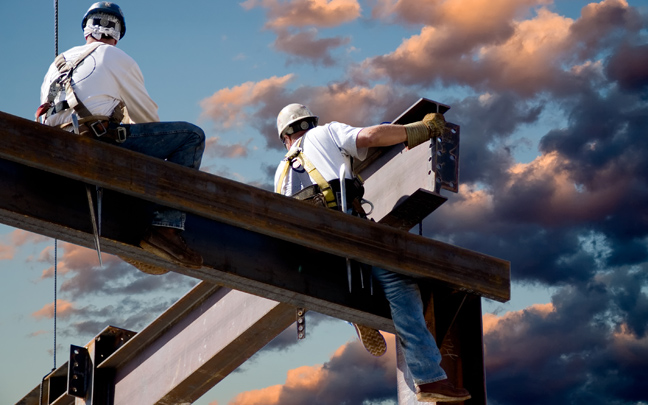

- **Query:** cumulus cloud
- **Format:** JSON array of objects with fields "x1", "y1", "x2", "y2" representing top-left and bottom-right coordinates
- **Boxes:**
[
  {"x1": 229, "y1": 334, "x2": 397, "y2": 405},
  {"x1": 200, "y1": 75, "x2": 418, "y2": 150},
  {"x1": 274, "y1": 28, "x2": 351, "y2": 66},
  {"x1": 206, "y1": 136, "x2": 251, "y2": 159},
  {"x1": 31, "y1": 240, "x2": 197, "y2": 342},
  {"x1": 200, "y1": 74, "x2": 295, "y2": 130},
  {"x1": 242, "y1": 0, "x2": 360, "y2": 64},
  {"x1": 484, "y1": 268, "x2": 648, "y2": 404},
  {"x1": 354, "y1": 0, "x2": 641, "y2": 97},
  {"x1": 32, "y1": 300, "x2": 76, "y2": 320},
  {"x1": 241, "y1": 0, "x2": 361, "y2": 29}
]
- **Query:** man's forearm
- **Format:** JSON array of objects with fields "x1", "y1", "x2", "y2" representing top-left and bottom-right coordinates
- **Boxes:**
[{"x1": 356, "y1": 124, "x2": 407, "y2": 148}]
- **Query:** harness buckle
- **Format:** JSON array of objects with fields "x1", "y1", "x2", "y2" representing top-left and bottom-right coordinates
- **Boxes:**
[
  {"x1": 116, "y1": 126, "x2": 127, "y2": 143},
  {"x1": 284, "y1": 147, "x2": 302, "y2": 162},
  {"x1": 90, "y1": 121, "x2": 108, "y2": 137}
]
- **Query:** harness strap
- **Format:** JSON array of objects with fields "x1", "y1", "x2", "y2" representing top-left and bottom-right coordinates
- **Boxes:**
[
  {"x1": 277, "y1": 136, "x2": 338, "y2": 209},
  {"x1": 36, "y1": 43, "x2": 103, "y2": 121}
]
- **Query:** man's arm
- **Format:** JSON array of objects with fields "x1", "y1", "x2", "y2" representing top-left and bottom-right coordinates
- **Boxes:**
[
  {"x1": 356, "y1": 124, "x2": 407, "y2": 149},
  {"x1": 356, "y1": 113, "x2": 446, "y2": 150}
]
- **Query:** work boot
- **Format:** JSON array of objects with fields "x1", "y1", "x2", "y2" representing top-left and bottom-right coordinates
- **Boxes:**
[
  {"x1": 416, "y1": 379, "x2": 471, "y2": 402},
  {"x1": 353, "y1": 324, "x2": 386, "y2": 357},
  {"x1": 139, "y1": 227, "x2": 203, "y2": 269}
]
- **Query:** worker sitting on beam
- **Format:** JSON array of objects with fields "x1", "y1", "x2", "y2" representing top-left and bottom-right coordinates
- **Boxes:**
[
  {"x1": 36, "y1": 2, "x2": 205, "y2": 271},
  {"x1": 274, "y1": 103, "x2": 470, "y2": 403}
]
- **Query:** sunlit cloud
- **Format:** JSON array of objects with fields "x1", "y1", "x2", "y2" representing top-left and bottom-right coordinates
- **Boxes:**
[
  {"x1": 242, "y1": 0, "x2": 361, "y2": 29},
  {"x1": 228, "y1": 334, "x2": 397, "y2": 404},
  {"x1": 32, "y1": 299, "x2": 75, "y2": 320},
  {"x1": 200, "y1": 74, "x2": 295, "y2": 128}
]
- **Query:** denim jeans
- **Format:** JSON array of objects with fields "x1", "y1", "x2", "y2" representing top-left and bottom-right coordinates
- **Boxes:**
[
  {"x1": 114, "y1": 121, "x2": 205, "y2": 230},
  {"x1": 372, "y1": 267, "x2": 447, "y2": 385}
]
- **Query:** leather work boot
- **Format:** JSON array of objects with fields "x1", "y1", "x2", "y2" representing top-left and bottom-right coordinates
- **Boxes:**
[
  {"x1": 353, "y1": 324, "x2": 386, "y2": 357},
  {"x1": 139, "y1": 227, "x2": 203, "y2": 269},
  {"x1": 416, "y1": 379, "x2": 471, "y2": 402}
]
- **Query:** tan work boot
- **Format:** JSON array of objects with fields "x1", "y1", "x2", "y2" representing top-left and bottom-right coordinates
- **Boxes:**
[
  {"x1": 353, "y1": 324, "x2": 386, "y2": 357},
  {"x1": 416, "y1": 379, "x2": 471, "y2": 402},
  {"x1": 139, "y1": 227, "x2": 203, "y2": 269}
]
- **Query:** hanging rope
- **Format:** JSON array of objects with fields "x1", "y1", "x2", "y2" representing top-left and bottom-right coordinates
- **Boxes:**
[
  {"x1": 53, "y1": 238, "x2": 57, "y2": 370},
  {"x1": 52, "y1": 0, "x2": 59, "y2": 372},
  {"x1": 54, "y1": 0, "x2": 59, "y2": 57}
]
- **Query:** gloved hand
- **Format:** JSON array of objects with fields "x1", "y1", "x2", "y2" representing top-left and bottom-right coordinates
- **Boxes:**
[{"x1": 404, "y1": 113, "x2": 446, "y2": 149}]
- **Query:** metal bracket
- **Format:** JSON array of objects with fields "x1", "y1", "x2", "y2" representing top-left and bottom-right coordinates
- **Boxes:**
[
  {"x1": 296, "y1": 308, "x2": 306, "y2": 340},
  {"x1": 67, "y1": 345, "x2": 90, "y2": 398},
  {"x1": 433, "y1": 123, "x2": 460, "y2": 193}
]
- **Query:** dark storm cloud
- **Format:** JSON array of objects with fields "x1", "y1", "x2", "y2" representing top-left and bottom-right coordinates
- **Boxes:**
[{"x1": 484, "y1": 267, "x2": 648, "y2": 405}]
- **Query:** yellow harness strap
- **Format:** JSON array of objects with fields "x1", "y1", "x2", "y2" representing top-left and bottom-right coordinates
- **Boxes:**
[{"x1": 276, "y1": 136, "x2": 338, "y2": 209}]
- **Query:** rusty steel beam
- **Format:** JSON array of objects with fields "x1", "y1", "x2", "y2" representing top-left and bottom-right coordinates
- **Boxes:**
[{"x1": 0, "y1": 111, "x2": 510, "y2": 303}]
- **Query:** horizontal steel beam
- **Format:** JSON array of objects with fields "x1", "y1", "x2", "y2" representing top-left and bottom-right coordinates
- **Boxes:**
[{"x1": 0, "y1": 111, "x2": 510, "y2": 303}]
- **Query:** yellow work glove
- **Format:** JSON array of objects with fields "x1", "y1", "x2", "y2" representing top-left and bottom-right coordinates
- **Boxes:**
[{"x1": 404, "y1": 113, "x2": 446, "y2": 149}]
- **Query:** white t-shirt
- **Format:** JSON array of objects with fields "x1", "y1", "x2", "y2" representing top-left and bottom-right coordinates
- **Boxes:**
[
  {"x1": 274, "y1": 122, "x2": 369, "y2": 196},
  {"x1": 40, "y1": 42, "x2": 159, "y2": 126}
]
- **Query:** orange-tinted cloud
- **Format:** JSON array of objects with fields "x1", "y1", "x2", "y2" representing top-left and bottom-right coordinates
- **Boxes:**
[
  {"x1": 500, "y1": 151, "x2": 628, "y2": 226},
  {"x1": 228, "y1": 333, "x2": 397, "y2": 405},
  {"x1": 356, "y1": 0, "x2": 638, "y2": 96},
  {"x1": 32, "y1": 299, "x2": 75, "y2": 320},
  {"x1": 206, "y1": 136, "x2": 251, "y2": 159},
  {"x1": 200, "y1": 74, "x2": 295, "y2": 128},
  {"x1": 483, "y1": 302, "x2": 554, "y2": 335},
  {"x1": 242, "y1": 0, "x2": 361, "y2": 29},
  {"x1": 40, "y1": 242, "x2": 117, "y2": 279}
]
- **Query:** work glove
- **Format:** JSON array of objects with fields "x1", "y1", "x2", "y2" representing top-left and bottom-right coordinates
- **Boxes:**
[{"x1": 404, "y1": 113, "x2": 446, "y2": 149}]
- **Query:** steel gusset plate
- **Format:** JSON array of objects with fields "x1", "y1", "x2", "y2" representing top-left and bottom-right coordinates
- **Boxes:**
[{"x1": 434, "y1": 123, "x2": 460, "y2": 193}]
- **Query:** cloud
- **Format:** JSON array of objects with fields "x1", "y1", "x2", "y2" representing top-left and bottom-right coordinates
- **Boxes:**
[
  {"x1": 200, "y1": 74, "x2": 295, "y2": 130},
  {"x1": 273, "y1": 28, "x2": 351, "y2": 66},
  {"x1": 354, "y1": 0, "x2": 641, "y2": 97},
  {"x1": 484, "y1": 268, "x2": 648, "y2": 404},
  {"x1": 32, "y1": 299, "x2": 75, "y2": 320},
  {"x1": 241, "y1": 0, "x2": 359, "y2": 65},
  {"x1": 242, "y1": 0, "x2": 361, "y2": 29},
  {"x1": 206, "y1": 136, "x2": 251, "y2": 158},
  {"x1": 200, "y1": 75, "x2": 419, "y2": 150},
  {"x1": 229, "y1": 333, "x2": 397, "y2": 405}
]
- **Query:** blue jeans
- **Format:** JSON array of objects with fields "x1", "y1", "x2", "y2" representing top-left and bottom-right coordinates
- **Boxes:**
[
  {"x1": 372, "y1": 267, "x2": 447, "y2": 385},
  {"x1": 115, "y1": 121, "x2": 205, "y2": 230}
]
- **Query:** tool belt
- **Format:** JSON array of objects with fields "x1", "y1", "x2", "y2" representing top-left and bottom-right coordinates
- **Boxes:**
[
  {"x1": 293, "y1": 178, "x2": 366, "y2": 216},
  {"x1": 78, "y1": 119, "x2": 128, "y2": 143},
  {"x1": 60, "y1": 115, "x2": 128, "y2": 143}
]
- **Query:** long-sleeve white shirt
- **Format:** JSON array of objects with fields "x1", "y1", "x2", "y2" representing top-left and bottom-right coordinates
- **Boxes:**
[{"x1": 40, "y1": 42, "x2": 159, "y2": 126}]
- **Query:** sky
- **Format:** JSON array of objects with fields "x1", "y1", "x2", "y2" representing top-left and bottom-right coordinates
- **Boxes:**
[{"x1": 1, "y1": 0, "x2": 647, "y2": 404}]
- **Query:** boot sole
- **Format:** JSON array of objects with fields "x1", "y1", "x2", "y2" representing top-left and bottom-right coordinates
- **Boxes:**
[
  {"x1": 416, "y1": 392, "x2": 471, "y2": 403},
  {"x1": 354, "y1": 324, "x2": 386, "y2": 357},
  {"x1": 120, "y1": 255, "x2": 170, "y2": 275},
  {"x1": 140, "y1": 240, "x2": 203, "y2": 269}
]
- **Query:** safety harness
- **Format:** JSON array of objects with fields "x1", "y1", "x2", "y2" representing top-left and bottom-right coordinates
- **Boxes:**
[
  {"x1": 35, "y1": 42, "x2": 127, "y2": 143},
  {"x1": 276, "y1": 136, "x2": 367, "y2": 214}
]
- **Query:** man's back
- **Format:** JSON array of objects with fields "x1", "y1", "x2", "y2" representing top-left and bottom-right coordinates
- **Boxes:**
[
  {"x1": 40, "y1": 42, "x2": 159, "y2": 127},
  {"x1": 274, "y1": 121, "x2": 369, "y2": 196}
]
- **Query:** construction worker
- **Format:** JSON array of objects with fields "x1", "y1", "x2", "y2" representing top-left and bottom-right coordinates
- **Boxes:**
[
  {"x1": 274, "y1": 103, "x2": 470, "y2": 403},
  {"x1": 37, "y1": 2, "x2": 205, "y2": 270}
]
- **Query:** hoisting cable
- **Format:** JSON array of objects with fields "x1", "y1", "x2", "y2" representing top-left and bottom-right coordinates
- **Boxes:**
[
  {"x1": 41, "y1": 1, "x2": 59, "y2": 402},
  {"x1": 52, "y1": 0, "x2": 59, "y2": 371}
]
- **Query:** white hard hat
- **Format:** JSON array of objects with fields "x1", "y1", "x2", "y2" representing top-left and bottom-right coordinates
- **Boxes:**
[{"x1": 276, "y1": 103, "x2": 318, "y2": 140}]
